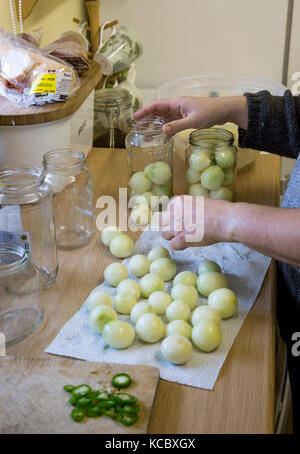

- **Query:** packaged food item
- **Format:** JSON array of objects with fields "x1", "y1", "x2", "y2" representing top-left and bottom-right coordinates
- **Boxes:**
[
  {"x1": 43, "y1": 34, "x2": 91, "y2": 77},
  {"x1": 18, "y1": 28, "x2": 44, "y2": 48},
  {"x1": 0, "y1": 28, "x2": 79, "y2": 107}
]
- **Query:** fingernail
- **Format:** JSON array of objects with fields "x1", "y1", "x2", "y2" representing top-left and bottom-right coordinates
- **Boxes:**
[{"x1": 164, "y1": 125, "x2": 171, "y2": 134}]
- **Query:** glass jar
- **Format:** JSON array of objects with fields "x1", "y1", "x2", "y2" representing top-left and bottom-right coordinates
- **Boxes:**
[
  {"x1": 126, "y1": 116, "x2": 173, "y2": 225},
  {"x1": 93, "y1": 87, "x2": 132, "y2": 149},
  {"x1": 0, "y1": 243, "x2": 43, "y2": 346},
  {"x1": 0, "y1": 166, "x2": 58, "y2": 288},
  {"x1": 185, "y1": 128, "x2": 237, "y2": 201},
  {"x1": 43, "y1": 149, "x2": 94, "y2": 250}
]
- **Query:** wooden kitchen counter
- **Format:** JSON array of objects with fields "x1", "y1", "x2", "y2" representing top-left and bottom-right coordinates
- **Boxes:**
[{"x1": 7, "y1": 147, "x2": 281, "y2": 434}]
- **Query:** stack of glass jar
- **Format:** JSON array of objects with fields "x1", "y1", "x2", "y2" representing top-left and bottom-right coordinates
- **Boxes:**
[
  {"x1": 126, "y1": 116, "x2": 173, "y2": 225},
  {"x1": 0, "y1": 243, "x2": 42, "y2": 346},
  {"x1": 0, "y1": 166, "x2": 58, "y2": 289},
  {"x1": 0, "y1": 149, "x2": 95, "y2": 346},
  {"x1": 185, "y1": 128, "x2": 237, "y2": 201}
]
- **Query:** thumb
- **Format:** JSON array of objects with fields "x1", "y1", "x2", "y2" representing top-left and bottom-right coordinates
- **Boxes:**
[{"x1": 163, "y1": 117, "x2": 192, "y2": 136}]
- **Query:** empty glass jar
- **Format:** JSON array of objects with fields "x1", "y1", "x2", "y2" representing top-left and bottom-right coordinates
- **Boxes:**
[
  {"x1": 0, "y1": 243, "x2": 43, "y2": 346},
  {"x1": 43, "y1": 149, "x2": 94, "y2": 250},
  {"x1": 93, "y1": 87, "x2": 132, "y2": 148},
  {"x1": 185, "y1": 128, "x2": 237, "y2": 201},
  {"x1": 126, "y1": 116, "x2": 173, "y2": 225},
  {"x1": 0, "y1": 166, "x2": 58, "y2": 288}
]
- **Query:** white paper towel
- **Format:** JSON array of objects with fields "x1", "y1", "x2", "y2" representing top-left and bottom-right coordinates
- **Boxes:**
[{"x1": 45, "y1": 228, "x2": 271, "y2": 390}]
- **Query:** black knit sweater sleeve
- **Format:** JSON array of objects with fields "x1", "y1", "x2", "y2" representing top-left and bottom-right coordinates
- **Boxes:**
[{"x1": 238, "y1": 90, "x2": 300, "y2": 159}]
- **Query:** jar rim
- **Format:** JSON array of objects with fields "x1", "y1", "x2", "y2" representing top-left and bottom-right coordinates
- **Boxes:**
[
  {"x1": 43, "y1": 149, "x2": 85, "y2": 170},
  {"x1": 189, "y1": 128, "x2": 234, "y2": 146},
  {"x1": 0, "y1": 243, "x2": 27, "y2": 276},
  {"x1": 132, "y1": 116, "x2": 166, "y2": 134},
  {"x1": 0, "y1": 166, "x2": 43, "y2": 194}
]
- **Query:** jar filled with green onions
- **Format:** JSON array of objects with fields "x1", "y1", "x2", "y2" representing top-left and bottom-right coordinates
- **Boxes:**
[{"x1": 185, "y1": 128, "x2": 237, "y2": 201}]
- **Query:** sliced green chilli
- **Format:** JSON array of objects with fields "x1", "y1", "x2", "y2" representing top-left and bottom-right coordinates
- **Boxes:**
[
  {"x1": 64, "y1": 384, "x2": 75, "y2": 393},
  {"x1": 96, "y1": 391, "x2": 112, "y2": 401},
  {"x1": 72, "y1": 384, "x2": 92, "y2": 397},
  {"x1": 76, "y1": 397, "x2": 93, "y2": 408},
  {"x1": 98, "y1": 399, "x2": 117, "y2": 410},
  {"x1": 71, "y1": 408, "x2": 85, "y2": 423},
  {"x1": 103, "y1": 407, "x2": 117, "y2": 419},
  {"x1": 69, "y1": 396, "x2": 78, "y2": 406},
  {"x1": 115, "y1": 392, "x2": 137, "y2": 405},
  {"x1": 111, "y1": 373, "x2": 132, "y2": 389},
  {"x1": 86, "y1": 406, "x2": 102, "y2": 417},
  {"x1": 117, "y1": 413, "x2": 138, "y2": 426},
  {"x1": 116, "y1": 404, "x2": 139, "y2": 414}
]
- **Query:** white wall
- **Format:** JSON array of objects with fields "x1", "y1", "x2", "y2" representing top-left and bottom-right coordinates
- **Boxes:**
[
  {"x1": 0, "y1": 0, "x2": 87, "y2": 47},
  {"x1": 287, "y1": 0, "x2": 300, "y2": 90},
  {"x1": 100, "y1": 0, "x2": 288, "y2": 89}
]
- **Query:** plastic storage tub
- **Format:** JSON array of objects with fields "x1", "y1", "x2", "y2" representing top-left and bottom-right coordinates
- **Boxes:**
[{"x1": 156, "y1": 74, "x2": 287, "y2": 99}]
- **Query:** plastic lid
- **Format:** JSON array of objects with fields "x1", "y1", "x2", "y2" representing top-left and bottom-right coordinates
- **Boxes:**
[{"x1": 156, "y1": 74, "x2": 287, "y2": 99}]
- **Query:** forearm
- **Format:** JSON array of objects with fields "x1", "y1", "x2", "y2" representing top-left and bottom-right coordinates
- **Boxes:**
[
  {"x1": 220, "y1": 96, "x2": 248, "y2": 130},
  {"x1": 220, "y1": 202, "x2": 300, "y2": 267},
  {"x1": 238, "y1": 90, "x2": 300, "y2": 159}
]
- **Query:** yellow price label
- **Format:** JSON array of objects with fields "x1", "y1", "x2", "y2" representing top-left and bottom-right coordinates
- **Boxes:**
[{"x1": 30, "y1": 73, "x2": 57, "y2": 95}]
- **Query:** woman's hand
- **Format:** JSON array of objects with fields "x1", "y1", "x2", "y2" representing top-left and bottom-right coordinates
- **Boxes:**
[
  {"x1": 160, "y1": 195, "x2": 300, "y2": 269},
  {"x1": 159, "y1": 195, "x2": 233, "y2": 250},
  {"x1": 133, "y1": 96, "x2": 248, "y2": 136}
]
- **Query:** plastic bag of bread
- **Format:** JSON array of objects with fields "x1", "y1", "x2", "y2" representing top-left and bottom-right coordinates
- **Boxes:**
[{"x1": 0, "y1": 28, "x2": 79, "y2": 107}]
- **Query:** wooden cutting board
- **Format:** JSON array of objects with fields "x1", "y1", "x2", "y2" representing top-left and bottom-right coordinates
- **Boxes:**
[{"x1": 0, "y1": 356, "x2": 159, "y2": 434}]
